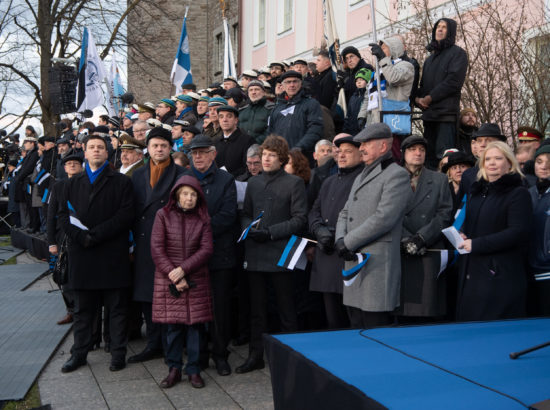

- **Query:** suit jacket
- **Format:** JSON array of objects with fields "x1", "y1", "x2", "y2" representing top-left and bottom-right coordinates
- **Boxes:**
[
  {"x1": 336, "y1": 155, "x2": 411, "y2": 311},
  {"x1": 132, "y1": 160, "x2": 185, "y2": 302}
]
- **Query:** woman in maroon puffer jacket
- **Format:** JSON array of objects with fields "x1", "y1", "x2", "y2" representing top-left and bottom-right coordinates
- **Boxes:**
[{"x1": 151, "y1": 175, "x2": 213, "y2": 389}]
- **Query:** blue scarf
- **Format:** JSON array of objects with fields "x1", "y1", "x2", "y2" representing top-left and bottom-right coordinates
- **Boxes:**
[
  {"x1": 85, "y1": 161, "x2": 108, "y2": 184},
  {"x1": 192, "y1": 162, "x2": 215, "y2": 181},
  {"x1": 177, "y1": 107, "x2": 192, "y2": 120}
]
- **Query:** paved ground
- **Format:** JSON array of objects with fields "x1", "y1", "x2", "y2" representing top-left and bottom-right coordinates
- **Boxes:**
[{"x1": 21, "y1": 254, "x2": 275, "y2": 410}]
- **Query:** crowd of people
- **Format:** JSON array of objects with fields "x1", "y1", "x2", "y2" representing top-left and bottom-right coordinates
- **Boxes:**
[{"x1": 1, "y1": 17, "x2": 549, "y2": 390}]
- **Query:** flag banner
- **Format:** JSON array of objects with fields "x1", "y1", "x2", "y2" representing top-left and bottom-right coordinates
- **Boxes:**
[
  {"x1": 436, "y1": 249, "x2": 459, "y2": 278},
  {"x1": 342, "y1": 253, "x2": 370, "y2": 287},
  {"x1": 106, "y1": 51, "x2": 125, "y2": 116},
  {"x1": 76, "y1": 27, "x2": 107, "y2": 112},
  {"x1": 322, "y1": 0, "x2": 347, "y2": 116},
  {"x1": 170, "y1": 13, "x2": 193, "y2": 95},
  {"x1": 223, "y1": 17, "x2": 236, "y2": 79},
  {"x1": 453, "y1": 194, "x2": 467, "y2": 230},
  {"x1": 534, "y1": 272, "x2": 550, "y2": 281},
  {"x1": 67, "y1": 200, "x2": 88, "y2": 231},
  {"x1": 237, "y1": 211, "x2": 264, "y2": 243},
  {"x1": 277, "y1": 235, "x2": 311, "y2": 271}
]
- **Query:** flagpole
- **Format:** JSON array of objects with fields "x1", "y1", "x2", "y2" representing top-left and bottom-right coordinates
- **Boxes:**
[{"x1": 370, "y1": 0, "x2": 383, "y2": 120}]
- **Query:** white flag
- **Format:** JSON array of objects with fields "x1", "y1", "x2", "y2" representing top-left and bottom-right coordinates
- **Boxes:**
[
  {"x1": 76, "y1": 27, "x2": 107, "y2": 112},
  {"x1": 223, "y1": 18, "x2": 236, "y2": 79}
]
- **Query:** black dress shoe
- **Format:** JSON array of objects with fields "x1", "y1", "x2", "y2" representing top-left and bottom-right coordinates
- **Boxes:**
[
  {"x1": 235, "y1": 356, "x2": 265, "y2": 374},
  {"x1": 213, "y1": 358, "x2": 231, "y2": 376},
  {"x1": 127, "y1": 348, "x2": 163, "y2": 363},
  {"x1": 109, "y1": 358, "x2": 126, "y2": 372},
  {"x1": 61, "y1": 356, "x2": 87, "y2": 373}
]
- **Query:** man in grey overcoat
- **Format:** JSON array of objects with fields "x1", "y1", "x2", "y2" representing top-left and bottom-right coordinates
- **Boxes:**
[{"x1": 335, "y1": 123, "x2": 412, "y2": 328}]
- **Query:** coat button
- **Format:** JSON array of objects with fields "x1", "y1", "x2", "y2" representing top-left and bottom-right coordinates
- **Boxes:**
[
  {"x1": 142, "y1": 216, "x2": 145, "y2": 220},
  {"x1": 160, "y1": 200, "x2": 164, "y2": 203},
  {"x1": 325, "y1": 218, "x2": 329, "y2": 223},
  {"x1": 466, "y1": 274, "x2": 470, "y2": 280},
  {"x1": 141, "y1": 233, "x2": 145, "y2": 237},
  {"x1": 349, "y1": 217, "x2": 353, "y2": 222}
]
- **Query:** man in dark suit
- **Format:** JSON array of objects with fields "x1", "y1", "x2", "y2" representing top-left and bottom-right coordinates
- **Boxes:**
[
  {"x1": 59, "y1": 134, "x2": 135, "y2": 373},
  {"x1": 128, "y1": 127, "x2": 185, "y2": 364}
]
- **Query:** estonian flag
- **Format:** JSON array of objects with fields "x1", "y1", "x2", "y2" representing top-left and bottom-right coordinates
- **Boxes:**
[
  {"x1": 453, "y1": 194, "x2": 467, "y2": 230},
  {"x1": 237, "y1": 211, "x2": 264, "y2": 243},
  {"x1": 277, "y1": 235, "x2": 310, "y2": 271},
  {"x1": 170, "y1": 13, "x2": 193, "y2": 95},
  {"x1": 535, "y1": 272, "x2": 550, "y2": 281},
  {"x1": 437, "y1": 249, "x2": 459, "y2": 278},
  {"x1": 342, "y1": 253, "x2": 370, "y2": 287},
  {"x1": 67, "y1": 201, "x2": 88, "y2": 231}
]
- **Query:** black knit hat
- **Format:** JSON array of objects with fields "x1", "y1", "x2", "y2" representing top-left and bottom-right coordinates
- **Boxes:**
[
  {"x1": 341, "y1": 46, "x2": 362, "y2": 60},
  {"x1": 146, "y1": 126, "x2": 172, "y2": 145}
]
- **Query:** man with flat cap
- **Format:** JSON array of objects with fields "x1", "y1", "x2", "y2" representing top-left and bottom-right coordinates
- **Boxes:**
[
  {"x1": 240, "y1": 70, "x2": 258, "y2": 90},
  {"x1": 268, "y1": 61, "x2": 286, "y2": 90},
  {"x1": 171, "y1": 120, "x2": 200, "y2": 154},
  {"x1": 137, "y1": 102, "x2": 156, "y2": 121},
  {"x1": 118, "y1": 135, "x2": 145, "y2": 177},
  {"x1": 184, "y1": 134, "x2": 238, "y2": 376},
  {"x1": 309, "y1": 134, "x2": 364, "y2": 329},
  {"x1": 156, "y1": 98, "x2": 176, "y2": 125},
  {"x1": 55, "y1": 137, "x2": 73, "y2": 181},
  {"x1": 215, "y1": 105, "x2": 255, "y2": 178},
  {"x1": 129, "y1": 126, "x2": 185, "y2": 364},
  {"x1": 335, "y1": 123, "x2": 411, "y2": 328},
  {"x1": 174, "y1": 94, "x2": 197, "y2": 124},
  {"x1": 239, "y1": 80, "x2": 273, "y2": 144},
  {"x1": 267, "y1": 70, "x2": 324, "y2": 161}
]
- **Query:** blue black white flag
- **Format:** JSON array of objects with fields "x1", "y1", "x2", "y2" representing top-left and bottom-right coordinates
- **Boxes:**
[
  {"x1": 238, "y1": 211, "x2": 264, "y2": 243},
  {"x1": 76, "y1": 27, "x2": 107, "y2": 112},
  {"x1": 342, "y1": 253, "x2": 370, "y2": 287},
  {"x1": 170, "y1": 10, "x2": 193, "y2": 94},
  {"x1": 277, "y1": 235, "x2": 311, "y2": 271},
  {"x1": 106, "y1": 51, "x2": 125, "y2": 116},
  {"x1": 453, "y1": 194, "x2": 467, "y2": 230},
  {"x1": 534, "y1": 272, "x2": 550, "y2": 281}
]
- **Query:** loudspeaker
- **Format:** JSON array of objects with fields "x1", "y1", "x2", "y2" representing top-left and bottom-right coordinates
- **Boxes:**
[{"x1": 49, "y1": 65, "x2": 77, "y2": 115}]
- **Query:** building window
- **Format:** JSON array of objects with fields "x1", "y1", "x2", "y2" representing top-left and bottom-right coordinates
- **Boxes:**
[
  {"x1": 277, "y1": 0, "x2": 293, "y2": 35},
  {"x1": 215, "y1": 32, "x2": 223, "y2": 76},
  {"x1": 254, "y1": 0, "x2": 266, "y2": 46}
]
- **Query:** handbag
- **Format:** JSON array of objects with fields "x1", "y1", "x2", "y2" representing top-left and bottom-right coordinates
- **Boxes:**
[{"x1": 52, "y1": 235, "x2": 69, "y2": 286}]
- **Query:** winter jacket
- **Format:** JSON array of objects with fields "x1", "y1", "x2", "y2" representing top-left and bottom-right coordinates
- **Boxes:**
[
  {"x1": 214, "y1": 128, "x2": 255, "y2": 178},
  {"x1": 59, "y1": 165, "x2": 135, "y2": 290},
  {"x1": 343, "y1": 87, "x2": 367, "y2": 135},
  {"x1": 183, "y1": 164, "x2": 238, "y2": 271},
  {"x1": 417, "y1": 18, "x2": 468, "y2": 122},
  {"x1": 242, "y1": 168, "x2": 308, "y2": 272},
  {"x1": 14, "y1": 147, "x2": 38, "y2": 202},
  {"x1": 132, "y1": 159, "x2": 186, "y2": 302},
  {"x1": 529, "y1": 183, "x2": 550, "y2": 274},
  {"x1": 309, "y1": 163, "x2": 364, "y2": 293},
  {"x1": 238, "y1": 97, "x2": 274, "y2": 144},
  {"x1": 151, "y1": 175, "x2": 214, "y2": 325},
  {"x1": 358, "y1": 36, "x2": 415, "y2": 123},
  {"x1": 313, "y1": 68, "x2": 337, "y2": 110},
  {"x1": 267, "y1": 89, "x2": 324, "y2": 155},
  {"x1": 457, "y1": 173, "x2": 532, "y2": 321}
]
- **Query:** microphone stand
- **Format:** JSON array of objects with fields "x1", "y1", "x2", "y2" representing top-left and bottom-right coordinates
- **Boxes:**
[{"x1": 509, "y1": 340, "x2": 550, "y2": 359}]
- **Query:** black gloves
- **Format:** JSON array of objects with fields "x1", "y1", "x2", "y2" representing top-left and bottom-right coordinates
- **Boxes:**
[
  {"x1": 335, "y1": 238, "x2": 356, "y2": 261},
  {"x1": 369, "y1": 43, "x2": 386, "y2": 61},
  {"x1": 77, "y1": 231, "x2": 94, "y2": 248},
  {"x1": 357, "y1": 117, "x2": 366, "y2": 130},
  {"x1": 401, "y1": 234, "x2": 427, "y2": 256},
  {"x1": 248, "y1": 228, "x2": 271, "y2": 243},
  {"x1": 314, "y1": 225, "x2": 335, "y2": 255}
]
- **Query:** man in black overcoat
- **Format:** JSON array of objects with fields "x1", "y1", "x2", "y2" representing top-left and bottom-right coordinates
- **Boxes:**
[
  {"x1": 128, "y1": 127, "x2": 185, "y2": 363},
  {"x1": 59, "y1": 135, "x2": 134, "y2": 373}
]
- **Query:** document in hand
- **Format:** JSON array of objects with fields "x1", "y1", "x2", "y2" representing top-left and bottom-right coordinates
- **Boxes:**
[{"x1": 442, "y1": 226, "x2": 469, "y2": 254}]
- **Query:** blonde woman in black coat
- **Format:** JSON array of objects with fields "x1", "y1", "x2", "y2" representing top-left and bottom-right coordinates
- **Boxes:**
[{"x1": 457, "y1": 141, "x2": 532, "y2": 321}]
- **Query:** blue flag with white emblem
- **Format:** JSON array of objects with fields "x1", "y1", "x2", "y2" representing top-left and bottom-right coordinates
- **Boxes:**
[{"x1": 170, "y1": 11, "x2": 193, "y2": 95}]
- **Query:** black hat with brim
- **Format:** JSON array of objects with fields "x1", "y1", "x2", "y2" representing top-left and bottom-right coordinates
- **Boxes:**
[
  {"x1": 216, "y1": 105, "x2": 239, "y2": 117},
  {"x1": 280, "y1": 70, "x2": 302, "y2": 82},
  {"x1": 401, "y1": 135, "x2": 427, "y2": 152},
  {"x1": 472, "y1": 123, "x2": 506, "y2": 141},
  {"x1": 62, "y1": 150, "x2": 83, "y2": 165},
  {"x1": 442, "y1": 151, "x2": 476, "y2": 173},
  {"x1": 334, "y1": 135, "x2": 361, "y2": 148}
]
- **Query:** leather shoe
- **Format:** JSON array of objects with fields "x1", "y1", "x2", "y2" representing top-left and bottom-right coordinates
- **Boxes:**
[
  {"x1": 188, "y1": 373, "x2": 205, "y2": 388},
  {"x1": 213, "y1": 358, "x2": 231, "y2": 376},
  {"x1": 109, "y1": 358, "x2": 126, "y2": 372},
  {"x1": 160, "y1": 367, "x2": 182, "y2": 388},
  {"x1": 127, "y1": 348, "x2": 163, "y2": 363},
  {"x1": 61, "y1": 356, "x2": 87, "y2": 373},
  {"x1": 235, "y1": 356, "x2": 265, "y2": 374},
  {"x1": 57, "y1": 313, "x2": 73, "y2": 325}
]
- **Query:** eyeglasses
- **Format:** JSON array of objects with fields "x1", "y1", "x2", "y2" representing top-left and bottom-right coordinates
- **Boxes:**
[
  {"x1": 191, "y1": 149, "x2": 214, "y2": 157},
  {"x1": 133, "y1": 129, "x2": 147, "y2": 134},
  {"x1": 246, "y1": 161, "x2": 261, "y2": 166}
]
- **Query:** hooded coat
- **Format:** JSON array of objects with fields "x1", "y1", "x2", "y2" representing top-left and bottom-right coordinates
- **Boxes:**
[
  {"x1": 358, "y1": 36, "x2": 415, "y2": 123},
  {"x1": 456, "y1": 173, "x2": 532, "y2": 321},
  {"x1": 151, "y1": 175, "x2": 214, "y2": 325},
  {"x1": 417, "y1": 18, "x2": 468, "y2": 122}
]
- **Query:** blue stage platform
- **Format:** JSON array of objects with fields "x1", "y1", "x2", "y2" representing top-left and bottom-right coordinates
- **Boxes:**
[{"x1": 265, "y1": 319, "x2": 550, "y2": 409}]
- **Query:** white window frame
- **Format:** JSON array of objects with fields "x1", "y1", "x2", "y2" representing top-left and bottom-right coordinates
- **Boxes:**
[
  {"x1": 254, "y1": 0, "x2": 266, "y2": 46},
  {"x1": 277, "y1": 0, "x2": 294, "y2": 36}
]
